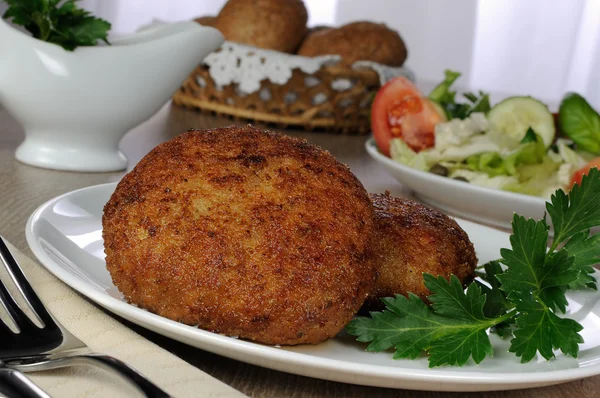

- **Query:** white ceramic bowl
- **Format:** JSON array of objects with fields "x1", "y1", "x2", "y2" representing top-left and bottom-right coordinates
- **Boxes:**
[{"x1": 365, "y1": 138, "x2": 547, "y2": 230}]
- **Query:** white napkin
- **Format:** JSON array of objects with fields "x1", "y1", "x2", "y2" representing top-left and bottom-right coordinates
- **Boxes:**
[{"x1": 1, "y1": 241, "x2": 246, "y2": 398}]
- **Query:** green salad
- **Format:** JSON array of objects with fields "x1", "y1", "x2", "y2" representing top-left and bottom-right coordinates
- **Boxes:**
[{"x1": 384, "y1": 70, "x2": 600, "y2": 199}]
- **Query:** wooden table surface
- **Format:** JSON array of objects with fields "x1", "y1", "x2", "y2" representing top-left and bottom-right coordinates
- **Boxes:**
[{"x1": 1, "y1": 103, "x2": 598, "y2": 398}]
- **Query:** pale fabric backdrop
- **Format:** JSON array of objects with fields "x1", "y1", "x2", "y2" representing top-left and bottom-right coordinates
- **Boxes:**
[{"x1": 2, "y1": 0, "x2": 599, "y2": 108}]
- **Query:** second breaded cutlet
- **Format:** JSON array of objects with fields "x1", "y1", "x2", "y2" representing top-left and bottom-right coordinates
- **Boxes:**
[{"x1": 366, "y1": 193, "x2": 477, "y2": 308}]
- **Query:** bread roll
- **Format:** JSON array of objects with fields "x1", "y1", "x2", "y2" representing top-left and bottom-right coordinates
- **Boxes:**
[
  {"x1": 216, "y1": 0, "x2": 308, "y2": 53},
  {"x1": 194, "y1": 15, "x2": 217, "y2": 27},
  {"x1": 298, "y1": 21, "x2": 408, "y2": 66}
]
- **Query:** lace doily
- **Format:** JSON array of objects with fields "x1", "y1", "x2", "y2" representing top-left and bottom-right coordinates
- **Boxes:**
[
  {"x1": 205, "y1": 42, "x2": 341, "y2": 93},
  {"x1": 205, "y1": 41, "x2": 415, "y2": 94},
  {"x1": 352, "y1": 61, "x2": 415, "y2": 85},
  {"x1": 138, "y1": 20, "x2": 415, "y2": 92}
]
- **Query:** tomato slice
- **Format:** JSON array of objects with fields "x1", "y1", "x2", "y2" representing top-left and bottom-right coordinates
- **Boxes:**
[
  {"x1": 371, "y1": 77, "x2": 445, "y2": 156},
  {"x1": 570, "y1": 158, "x2": 600, "y2": 188}
]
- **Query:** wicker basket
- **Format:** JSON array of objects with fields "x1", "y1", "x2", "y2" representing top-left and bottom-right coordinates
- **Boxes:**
[{"x1": 173, "y1": 62, "x2": 383, "y2": 134}]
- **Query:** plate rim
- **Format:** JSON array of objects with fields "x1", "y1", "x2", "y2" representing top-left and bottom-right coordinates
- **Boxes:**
[{"x1": 24, "y1": 182, "x2": 600, "y2": 392}]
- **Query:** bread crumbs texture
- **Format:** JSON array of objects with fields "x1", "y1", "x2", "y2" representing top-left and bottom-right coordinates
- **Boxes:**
[{"x1": 103, "y1": 125, "x2": 377, "y2": 345}]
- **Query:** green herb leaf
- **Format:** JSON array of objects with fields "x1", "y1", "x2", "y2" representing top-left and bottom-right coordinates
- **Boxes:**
[
  {"x1": 497, "y1": 215, "x2": 550, "y2": 294},
  {"x1": 536, "y1": 248, "x2": 576, "y2": 312},
  {"x1": 509, "y1": 293, "x2": 583, "y2": 362},
  {"x1": 563, "y1": 231, "x2": 600, "y2": 290},
  {"x1": 547, "y1": 167, "x2": 600, "y2": 249},
  {"x1": 345, "y1": 295, "x2": 447, "y2": 357},
  {"x1": 440, "y1": 102, "x2": 471, "y2": 120},
  {"x1": 428, "y1": 329, "x2": 493, "y2": 368},
  {"x1": 349, "y1": 170, "x2": 600, "y2": 367},
  {"x1": 65, "y1": 16, "x2": 111, "y2": 46},
  {"x1": 538, "y1": 285, "x2": 569, "y2": 314},
  {"x1": 429, "y1": 69, "x2": 461, "y2": 104},
  {"x1": 425, "y1": 274, "x2": 487, "y2": 320},
  {"x1": 428, "y1": 71, "x2": 490, "y2": 120},
  {"x1": 475, "y1": 261, "x2": 512, "y2": 319},
  {"x1": 498, "y1": 215, "x2": 579, "y2": 313},
  {"x1": 559, "y1": 92, "x2": 600, "y2": 154},
  {"x1": 2, "y1": 0, "x2": 111, "y2": 51},
  {"x1": 464, "y1": 91, "x2": 491, "y2": 115},
  {"x1": 520, "y1": 127, "x2": 538, "y2": 144},
  {"x1": 345, "y1": 275, "x2": 506, "y2": 367}
]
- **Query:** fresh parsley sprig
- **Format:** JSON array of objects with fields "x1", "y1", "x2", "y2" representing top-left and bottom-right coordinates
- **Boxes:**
[
  {"x1": 346, "y1": 275, "x2": 514, "y2": 367},
  {"x1": 347, "y1": 168, "x2": 600, "y2": 367},
  {"x1": 547, "y1": 169, "x2": 600, "y2": 251},
  {"x1": 2, "y1": 0, "x2": 111, "y2": 51}
]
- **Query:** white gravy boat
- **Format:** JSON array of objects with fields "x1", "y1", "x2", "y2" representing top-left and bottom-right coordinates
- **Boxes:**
[{"x1": 0, "y1": 19, "x2": 223, "y2": 172}]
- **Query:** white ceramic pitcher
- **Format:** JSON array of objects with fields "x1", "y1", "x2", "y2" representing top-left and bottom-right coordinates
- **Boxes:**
[{"x1": 0, "y1": 19, "x2": 223, "y2": 172}]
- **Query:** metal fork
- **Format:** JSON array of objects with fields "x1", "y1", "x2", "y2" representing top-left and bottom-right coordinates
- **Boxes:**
[
  {"x1": 0, "y1": 237, "x2": 172, "y2": 398},
  {"x1": 0, "y1": 359, "x2": 51, "y2": 398}
]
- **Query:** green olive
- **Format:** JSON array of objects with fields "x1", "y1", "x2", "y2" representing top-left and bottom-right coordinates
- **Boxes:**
[{"x1": 429, "y1": 164, "x2": 449, "y2": 177}]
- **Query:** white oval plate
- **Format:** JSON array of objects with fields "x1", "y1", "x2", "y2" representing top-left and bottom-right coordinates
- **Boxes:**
[
  {"x1": 365, "y1": 138, "x2": 547, "y2": 230},
  {"x1": 26, "y1": 183, "x2": 600, "y2": 392}
]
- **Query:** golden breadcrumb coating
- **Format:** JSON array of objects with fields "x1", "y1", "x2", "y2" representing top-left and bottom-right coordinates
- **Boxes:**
[
  {"x1": 103, "y1": 125, "x2": 376, "y2": 345},
  {"x1": 366, "y1": 193, "x2": 477, "y2": 308}
]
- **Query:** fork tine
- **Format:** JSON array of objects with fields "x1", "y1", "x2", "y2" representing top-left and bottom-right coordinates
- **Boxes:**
[
  {"x1": 0, "y1": 269, "x2": 39, "y2": 333},
  {"x1": 0, "y1": 310, "x2": 21, "y2": 348},
  {"x1": 0, "y1": 316, "x2": 16, "y2": 337},
  {"x1": 0, "y1": 237, "x2": 51, "y2": 327}
]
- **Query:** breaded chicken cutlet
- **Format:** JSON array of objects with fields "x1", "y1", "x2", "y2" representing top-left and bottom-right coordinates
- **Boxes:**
[
  {"x1": 366, "y1": 193, "x2": 477, "y2": 308},
  {"x1": 103, "y1": 126, "x2": 377, "y2": 345}
]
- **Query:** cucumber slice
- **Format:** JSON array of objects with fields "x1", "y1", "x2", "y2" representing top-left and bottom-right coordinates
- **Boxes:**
[{"x1": 487, "y1": 96, "x2": 555, "y2": 148}]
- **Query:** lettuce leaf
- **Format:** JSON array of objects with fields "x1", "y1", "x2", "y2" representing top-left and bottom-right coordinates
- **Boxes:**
[
  {"x1": 390, "y1": 139, "x2": 433, "y2": 171},
  {"x1": 504, "y1": 157, "x2": 563, "y2": 197},
  {"x1": 465, "y1": 132, "x2": 547, "y2": 177}
]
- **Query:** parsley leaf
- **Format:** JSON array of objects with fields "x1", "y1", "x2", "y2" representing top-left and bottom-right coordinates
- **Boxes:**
[
  {"x1": 428, "y1": 328, "x2": 493, "y2": 367},
  {"x1": 493, "y1": 204, "x2": 584, "y2": 361},
  {"x1": 425, "y1": 274, "x2": 487, "y2": 319},
  {"x1": 509, "y1": 293, "x2": 583, "y2": 362},
  {"x1": 563, "y1": 231, "x2": 600, "y2": 290},
  {"x1": 2, "y1": 0, "x2": 111, "y2": 51},
  {"x1": 538, "y1": 251, "x2": 577, "y2": 312},
  {"x1": 345, "y1": 275, "x2": 510, "y2": 367},
  {"x1": 348, "y1": 168, "x2": 600, "y2": 367},
  {"x1": 497, "y1": 216, "x2": 550, "y2": 293},
  {"x1": 498, "y1": 216, "x2": 579, "y2": 311},
  {"x1": 547, "y1": 167, "x2": 600, "y2": 249},
  {"x1": 476, "y1": 262, "x2": 508, "y2": 314}
]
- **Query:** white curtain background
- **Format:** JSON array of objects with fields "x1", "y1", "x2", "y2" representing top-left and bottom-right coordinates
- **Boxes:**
[
  {"x1": 2, "y1": 0, "x2": 599, "y2": 109},
  {"x1": 77, "y1": 0, "x2": 337, "y2": 34}
]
